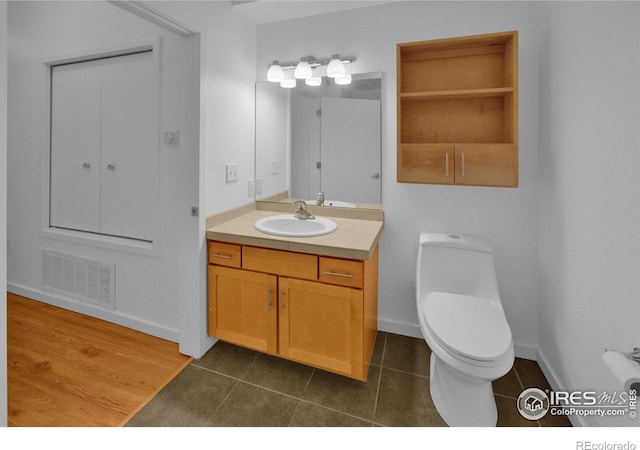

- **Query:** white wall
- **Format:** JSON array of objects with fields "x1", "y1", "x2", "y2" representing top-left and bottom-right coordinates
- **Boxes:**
[
  {"x1": 146, "y1": 0, "x2": 257, "y2": 356},
  {"x1": 151, "y1": 1, "x2": 257, "y2": 216},
  {"x1": 1, "y1": 0, "x2": 8, "y2": 428},
  {"x1": 7, "y1": 1, "x2": 196, "y2": 344},
  {"x1": 538, "y1": 2, "x2": 640, "y2": 426},
  {"x1": 257, "y1": 1, "x2": 541, "y2": 356}
]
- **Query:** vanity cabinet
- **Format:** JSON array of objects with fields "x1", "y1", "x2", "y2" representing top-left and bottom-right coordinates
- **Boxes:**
[
  {"x1": 207, "y1": 240, "x2": 378, "y2": 381},
  {"x1": 397, "y1": 31, "x2": 518, "y2": 187}
]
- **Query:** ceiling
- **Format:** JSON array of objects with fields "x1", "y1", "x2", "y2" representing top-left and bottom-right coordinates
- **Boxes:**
[{"x1": 232, "y1": 0, "x2": 400, "y2": 25}]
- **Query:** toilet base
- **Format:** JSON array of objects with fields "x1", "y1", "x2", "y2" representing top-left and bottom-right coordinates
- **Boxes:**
[{"x1": 429, "y1": 355, "x2": 498, "y2": 427}]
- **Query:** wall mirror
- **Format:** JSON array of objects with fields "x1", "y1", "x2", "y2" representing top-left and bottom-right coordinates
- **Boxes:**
[{"x1": 255, "y1": 72, "x2": 382, "y2": 209}]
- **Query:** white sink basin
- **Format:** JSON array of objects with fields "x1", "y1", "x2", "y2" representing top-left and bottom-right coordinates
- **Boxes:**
[
  {"x1": 254, "y1": 214, "x2": 337, "y2": 237},
  {"x1": 307, "y1": 199, "x2": 356, "y2": 208}
]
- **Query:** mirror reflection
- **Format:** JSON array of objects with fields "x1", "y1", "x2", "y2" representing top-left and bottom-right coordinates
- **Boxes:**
[{"x1": 255, "y1": 72, "x2": 382, "y2": 209}]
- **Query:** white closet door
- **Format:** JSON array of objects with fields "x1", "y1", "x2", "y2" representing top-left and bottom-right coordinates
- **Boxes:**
[
  {"x1": 50, "y1": 60, "x2": 102, "y2": 233},
  {"x1": 100, "y1": 51, "x2": 155, "y2": 241},
  {"x1": 320, "y1": 97, "x2": 381, "y2": 204}
]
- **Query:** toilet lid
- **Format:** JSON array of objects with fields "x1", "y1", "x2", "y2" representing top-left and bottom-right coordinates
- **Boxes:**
[{"x1": 424, "y1": 292, "x2": 512, "y2": 362}]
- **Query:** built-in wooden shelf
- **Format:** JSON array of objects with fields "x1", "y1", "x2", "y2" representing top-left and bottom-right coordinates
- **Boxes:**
[{"x1": 397, "y1": 31, "x2": 519, "y2": 187}]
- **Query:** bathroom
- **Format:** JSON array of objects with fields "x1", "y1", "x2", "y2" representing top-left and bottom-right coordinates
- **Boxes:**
[{"x1": 0, "y1": 0, "x2": 639, "y2": 440}]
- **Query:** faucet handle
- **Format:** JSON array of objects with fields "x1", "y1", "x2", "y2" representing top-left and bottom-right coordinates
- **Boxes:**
[
  {"x1": 294, "y1": 200, "x2": 315, "y2": 219},
  {"x1": 316, "y1": 192, "x2": 325, "y2": 206}
]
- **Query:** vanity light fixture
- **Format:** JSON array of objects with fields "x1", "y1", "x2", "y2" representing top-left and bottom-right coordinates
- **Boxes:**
[
  {"x1": 266, "y1": 55, "x2": 355, "y2": 88},
  {"x1": 294, "y1": 57, "x2": 313, "y2": 79},
  {"x1": 280, "y1": 78, "x2": 296, "y2": 88},
  {"x1": 266, "y1": 60, "x2": 284, "y2": 83},
  {"x1": 326, "y1": 54, "x2": 346, "y2": 78},
  {"x1": 334, "y1": 73, "x2": 352, "y2": 85},
  {"x1": 305, "y1": 77, "x2": 322, "y2": 87}
]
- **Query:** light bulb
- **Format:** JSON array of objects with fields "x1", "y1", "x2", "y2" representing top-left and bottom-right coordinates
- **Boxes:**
[
  {"x1": 334, "y1": 74, "x2": 352, "y2": 85},
  {"x1": 267, "y1": 61, "x2": 284, "y2": 82},
  {"x1": 326, "y1": 54, "x2": 345, "y2": 78},
  {"x1": 280, "y1": 78, "x2": 296, "y2": 88},
  {"x1": 305, "y1": 77, "x2": 322, "y2": 87},
  {"x1": 294, "y1": 57, "x2": 312, "y2": 79}
]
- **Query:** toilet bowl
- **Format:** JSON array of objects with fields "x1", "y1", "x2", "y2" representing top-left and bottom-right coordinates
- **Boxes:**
[{"x1": 416, "y1": 232, "x2": 514, "y2": 427}]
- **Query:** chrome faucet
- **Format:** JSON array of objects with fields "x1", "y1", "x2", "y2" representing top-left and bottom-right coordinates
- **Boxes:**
[
  {"x1": 294, "y1": 200, "x2": 315, "y2": 220},
  {"x1": 317, "y1": 192, "x2": 325, "y2": 206}
]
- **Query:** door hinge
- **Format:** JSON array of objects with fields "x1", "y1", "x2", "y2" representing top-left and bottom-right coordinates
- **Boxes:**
[{"x1": 191, "y1": 207, "x2": 199, "y2": 217}]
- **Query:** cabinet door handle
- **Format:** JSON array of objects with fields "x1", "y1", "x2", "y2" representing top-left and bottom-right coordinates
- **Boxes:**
[
  {"x1": 82, "y1": 162, "x2": 91, "y2": 169},
  {"x1": 324, "y1": 271, "x2": 353, "y2": 279},
  {"x1": 461, "y1": 152, "x2": 465, "y2": 177},
  {"x1": 266, "y1": 288, "x2": 272, "y2": 312},
  {"x1": 107, "y1": 164, "x2": 116, "y2": 170},
  {"x1": 210, "y1": 253, "x2": 232, "y2": 260},
  {"x1": 279, "y1": 290, "x2": 285, "y2": 313},
  {"x1": 445, "y1": 152, "x2": 449, "y2": 177}
]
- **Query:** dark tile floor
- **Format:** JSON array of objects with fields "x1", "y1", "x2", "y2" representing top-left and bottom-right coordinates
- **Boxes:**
[{"x1": 126, "y1": 332, "x2": 572, "y2": 427}]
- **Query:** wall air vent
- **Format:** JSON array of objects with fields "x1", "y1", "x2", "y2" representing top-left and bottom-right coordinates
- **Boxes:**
[{"x1": 42, "y1": 250, "x2": 115, "y2": 310}]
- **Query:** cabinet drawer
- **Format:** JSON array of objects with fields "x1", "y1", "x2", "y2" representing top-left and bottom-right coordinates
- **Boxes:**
[
  {"x1": 208, "y1": 241, "x2": 241, "y2": 268},
  {"x1": 243, "y1": 246, "x2": 317, "y2": 280},
  {"x1": 319, "y1": 257, "x2": 364, "y2": 289}
]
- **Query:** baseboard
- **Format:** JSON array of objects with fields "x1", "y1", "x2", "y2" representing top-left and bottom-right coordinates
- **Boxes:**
[
  {"x1": 379, "y1": 318, "x2": 539, "y2": 362},
  {"x1": 536, "y1": 348, "x2": 584, "y2": 427},
  {"x1": 378, "y1": 318, "x2": 423, "y2": 339},
  {"x1": 8, "y1": 282, "x2": 178, "y2": 343}
]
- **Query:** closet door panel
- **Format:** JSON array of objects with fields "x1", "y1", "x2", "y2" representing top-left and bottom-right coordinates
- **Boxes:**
[
  {"x1": 100, "y1": 51, "x2": 156, "y2": 241},
  {"x1": 50, "y1": 61, "x2": 101, "y2": 233}
]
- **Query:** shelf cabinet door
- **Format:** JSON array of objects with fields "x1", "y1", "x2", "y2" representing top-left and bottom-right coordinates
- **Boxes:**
[
  {"x1": 398, "y1": 144, "x2": 454, "y2": 184},
  {"x1": 278, "y1": 278, "x2": 365, "y2": 380},
  {"x1": 454, "y1": 144, "x2": 518, "y2": 187},
  {"x1": 208, "y1": 265, "x2": 277, "y2": 354}
]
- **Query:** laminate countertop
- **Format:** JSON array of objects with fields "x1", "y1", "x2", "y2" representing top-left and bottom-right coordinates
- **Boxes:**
[{"x1": 206, "y1": 209, "x2": 383, "y2": 261}]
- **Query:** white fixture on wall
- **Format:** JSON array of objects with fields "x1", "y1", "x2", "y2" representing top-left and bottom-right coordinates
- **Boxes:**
[{"x1": 267, "y1": 54, "x2": 355, "y2": 88}]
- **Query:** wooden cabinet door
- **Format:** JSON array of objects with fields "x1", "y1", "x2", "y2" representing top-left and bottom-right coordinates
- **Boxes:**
[
  {"x1": 454, "y1": 144, "x2": 518, "y2": 187},
  {"x1": 278, "y1": 278, "x2": 365, "y2": 380},
  {"x1": 208, "y1": 265, "x2": 277, "y2": 354},
  {"x1": 398, "y1": 144, "x2": 454, "y2": 184}
]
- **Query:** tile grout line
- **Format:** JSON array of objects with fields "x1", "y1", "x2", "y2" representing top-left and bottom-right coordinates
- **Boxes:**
[
  {"x1": 191, "y1": 361, "x2": 381, "y2": 426},
  {"x1": 371, "y1": 333, "x2": 388, "y2": 423}
]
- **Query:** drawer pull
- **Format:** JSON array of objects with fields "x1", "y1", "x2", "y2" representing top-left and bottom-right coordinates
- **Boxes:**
[
  {"x1": 324, "y1": 271, "x2": 353, "y2": 279},
  {"x1": 210, "y1": 253, "x2": 232, "y2": 260}
]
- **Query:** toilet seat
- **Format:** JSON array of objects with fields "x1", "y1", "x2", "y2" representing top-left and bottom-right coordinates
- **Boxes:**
[{"x1": 423, "y1": 292, "x2": 512, "y2": 364}]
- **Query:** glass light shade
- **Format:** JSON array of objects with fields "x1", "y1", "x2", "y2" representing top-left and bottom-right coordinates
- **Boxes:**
[
  {"x1": 267, "y1": 61, "x2": 284, "y2": 82},
  {"x1": 334, "y1": 74, "x2": 352, "y2": 85},
  {"x1": 326, "y1": 55, "x2": 346, "y2": 78},
  {"x1": 305, "y1": 77, "x2": 322, "y2": 87},
  {"x1": 294, "y1": 59, "x2": 312, "y2": 79},
  {"x1": 280, "y1": 78, "x2": 296, "y2": 88}
]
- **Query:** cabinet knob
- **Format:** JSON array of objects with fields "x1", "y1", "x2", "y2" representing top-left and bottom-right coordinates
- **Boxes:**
[
  {"x1": 82, "y1": 162, "x2": 90, "y2": 169},
  {"x1": 107, "y1": 164, "x2": 116, "y2": 170}
]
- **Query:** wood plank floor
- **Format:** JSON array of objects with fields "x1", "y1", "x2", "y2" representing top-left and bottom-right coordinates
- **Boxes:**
[{"x1": 7, "y1": 293, "x2": 192, "y2": 427}]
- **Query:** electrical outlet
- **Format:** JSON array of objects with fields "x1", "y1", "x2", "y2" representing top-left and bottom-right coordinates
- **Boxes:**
[
  {"x1": 271, "y1": 160, "x2": 280, "y2": 175},
  {"x1": 248, "y1": 180, "x2": 255, "y2": 197},
  {"x1": 226, "y1": 163, "x2": 239, "y2": 183}
]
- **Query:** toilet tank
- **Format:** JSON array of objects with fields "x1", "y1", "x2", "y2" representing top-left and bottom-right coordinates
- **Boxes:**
[{"x1": 416, "y1": 233, "x2": 500, "y2": 301}]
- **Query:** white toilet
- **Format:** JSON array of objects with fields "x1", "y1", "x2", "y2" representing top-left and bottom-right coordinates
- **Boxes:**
[{"x1": 416, "y1": 232, "x2": 514, "y2": 427}]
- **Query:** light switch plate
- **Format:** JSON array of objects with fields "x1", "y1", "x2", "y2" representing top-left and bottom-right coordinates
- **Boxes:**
[{"x1": 226, "y1": 163, "x2": 239, "y2": 183}]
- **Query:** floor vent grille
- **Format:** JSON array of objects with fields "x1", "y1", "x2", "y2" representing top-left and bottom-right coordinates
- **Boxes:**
[{"x1": 42, "y1": 250, "x2": 115, "y2": 310}]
